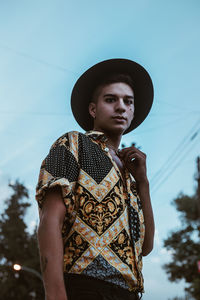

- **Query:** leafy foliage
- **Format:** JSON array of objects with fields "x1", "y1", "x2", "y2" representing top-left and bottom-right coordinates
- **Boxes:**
[
  {"x1": 0, "y1": 180, "x2": 44, "y2": 299},
  {"x1": 163, "y1": 184, "x2": 200, "y2": 299}
]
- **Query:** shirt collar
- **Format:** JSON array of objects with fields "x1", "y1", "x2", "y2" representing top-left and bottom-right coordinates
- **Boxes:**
[{"x1": 85, "y1": 130, "x2": 108, "y2": 143}]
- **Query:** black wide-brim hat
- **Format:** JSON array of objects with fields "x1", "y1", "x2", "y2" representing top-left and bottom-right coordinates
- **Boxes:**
[{"x1": 71, "y1": 58, "x2": 154, "y2": 134}]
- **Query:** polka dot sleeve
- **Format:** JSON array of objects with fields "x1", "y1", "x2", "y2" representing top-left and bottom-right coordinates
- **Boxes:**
[{"x1": 35, "y1": 133, "x2": 80, "y2": 212}]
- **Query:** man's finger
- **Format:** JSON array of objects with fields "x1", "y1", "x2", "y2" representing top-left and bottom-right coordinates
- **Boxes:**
[
  {"x1": 119, "y1": 147, "x2": 146, "y2": 158},
  {"x1": 123, "y1": 152, "x2": 144, "y2": 165}
]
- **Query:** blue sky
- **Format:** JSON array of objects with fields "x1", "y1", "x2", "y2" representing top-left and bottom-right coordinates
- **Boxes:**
[{"x1": 0, "y1": 1, "x2": 200, "y2": 299}]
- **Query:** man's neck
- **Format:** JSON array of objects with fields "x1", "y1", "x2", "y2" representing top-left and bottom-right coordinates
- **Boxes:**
[
  {"x1": 106, "y1": 135, "x2": 121, "y2": 151},
  {"x1": 92, "y1": 127, "x2": 122, "y2": 150}
]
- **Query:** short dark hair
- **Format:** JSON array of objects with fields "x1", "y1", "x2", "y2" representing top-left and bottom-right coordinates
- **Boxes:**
[{"x1": 91, "y1": 73, "x2": 134, "y2": 102}]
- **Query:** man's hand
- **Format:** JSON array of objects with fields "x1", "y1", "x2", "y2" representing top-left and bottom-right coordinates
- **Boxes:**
[
  {"x1": 119, "y1": 146, "x2": 155, "y2": 256},
  {"x1": 118, "y1": 146, "x2": 147, "y2": 184}
]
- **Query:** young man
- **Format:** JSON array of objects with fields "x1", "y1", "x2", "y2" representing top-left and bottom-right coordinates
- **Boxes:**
[{"x1": 36, "y1": 58, "x2": 155, "y2": 300}]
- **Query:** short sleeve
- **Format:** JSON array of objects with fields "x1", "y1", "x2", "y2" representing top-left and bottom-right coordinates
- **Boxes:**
[{"x1": 35, "y1": 132, "x2": 80, "y2": 216}]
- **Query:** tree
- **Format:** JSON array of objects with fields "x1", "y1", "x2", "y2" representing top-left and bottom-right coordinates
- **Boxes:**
[
  {"x1": 0, "y1": 180, "x2": 44, "y2": 299},
  {"x1": 163, "y1": 157, "x2": 200, "y2": 300}
]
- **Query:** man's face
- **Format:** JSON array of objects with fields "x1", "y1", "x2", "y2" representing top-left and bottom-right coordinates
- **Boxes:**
[{"x1": 89, "y1": 82, "x2": 134, "y2": 135}]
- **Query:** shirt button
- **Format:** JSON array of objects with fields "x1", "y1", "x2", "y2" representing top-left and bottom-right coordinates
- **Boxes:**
[{"x1": 104, "y1": 147, "x2": 109, "y2": 152}]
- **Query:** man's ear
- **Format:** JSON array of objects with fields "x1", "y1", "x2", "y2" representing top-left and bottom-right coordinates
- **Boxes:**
[{"x1": 89, "y1": 102, "x2": 96, "y2": 119}]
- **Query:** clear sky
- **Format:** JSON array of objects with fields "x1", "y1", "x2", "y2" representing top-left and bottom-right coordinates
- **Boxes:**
[{"x1": 0, "y1": 1, "x2": 200, "y2": 299}]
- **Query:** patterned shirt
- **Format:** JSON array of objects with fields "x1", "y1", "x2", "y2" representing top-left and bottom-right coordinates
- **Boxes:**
[{"x1": 36, "y1": 130, "x2": 145, "y2": 292}]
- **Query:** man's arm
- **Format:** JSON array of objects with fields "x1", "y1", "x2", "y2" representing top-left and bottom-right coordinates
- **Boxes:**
[
  {"x1": 37, "y1": 187, "x2": 68, "y2": 300},
  {"x1": 137, "y1": 179, "x2": 155, "y2": 256},
  {"x1": 119, "y1": 146, "x2": 155, "y2": 256}
]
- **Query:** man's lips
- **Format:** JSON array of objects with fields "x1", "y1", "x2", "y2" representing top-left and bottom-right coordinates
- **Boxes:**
[{"x1": 112, "y1": 116, "x2": 127, "y2": 121}]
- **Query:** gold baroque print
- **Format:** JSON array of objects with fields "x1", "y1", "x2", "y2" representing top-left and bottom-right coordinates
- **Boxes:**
[
  {"x1": 51, "y1": 133, "x2": 70, "y2": 149},
  {"x1": 78, "y1": 184, "x2": 125, "y2": 235},
  {"x1": 109, "y1": 229, "x2": 135, "y2": 272},
  {"x1": 63, "y1": 232, "x2": 89, "y2": 272}
]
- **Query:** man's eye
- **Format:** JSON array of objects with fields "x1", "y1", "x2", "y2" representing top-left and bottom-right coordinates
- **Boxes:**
[
  {"x1": 124, "y1": 99, "x2": 134, "y2": 105},
  {"x1": 105, "y1": 98, "x2": 115, "y2": 103}
]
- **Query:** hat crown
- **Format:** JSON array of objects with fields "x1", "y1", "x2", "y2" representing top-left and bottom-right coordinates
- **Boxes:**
[{"x1": 71, "y1": 58, "x2": 154, "y2": 134}]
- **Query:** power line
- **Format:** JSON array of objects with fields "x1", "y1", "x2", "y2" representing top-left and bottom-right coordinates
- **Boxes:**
[
  {"x1": 0, "y1": 111, "x2": 68, "y2": 116},
  {"x1": 151, "y1": 133, "x2": 200, "y2": 195},
  {"x1": 134, "y1": 115, "x2": 191, "y2": 135},
  {"x1": 150, "y1": 111, "x2": 200, "y2": 117},
  {"x1": 151, "y1": 137, "x2": 200, "y2": 195},
  {"x1": 157, "y1": 99, "x2": 199, "y2": 112},
  {"x1": 150, "y1": 118, "x2": 200, "y2": 185},
  {"x1": 0, "y1": 42, "x2": 78, "y2": 75},
  {"x1": 150, "y1": 119, "x2": 200, "y2": 194}
]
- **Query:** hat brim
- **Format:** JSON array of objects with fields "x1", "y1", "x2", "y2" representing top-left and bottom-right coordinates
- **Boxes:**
[{"x1": 71, "y1": 58, "x2": 154, "y2": 134}]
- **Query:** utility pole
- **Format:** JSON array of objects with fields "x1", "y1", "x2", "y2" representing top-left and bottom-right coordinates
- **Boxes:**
[{"x1": 196, "y1": 156, "x2": 200, "y2": 219}]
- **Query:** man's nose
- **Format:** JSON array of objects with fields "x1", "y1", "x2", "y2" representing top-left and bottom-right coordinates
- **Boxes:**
[{"x1": 115, "y1": 98, "x2": 126, "y2": 112}]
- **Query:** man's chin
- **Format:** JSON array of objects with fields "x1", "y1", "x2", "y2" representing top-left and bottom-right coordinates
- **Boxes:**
[{"x1": 103, "y1": 125, "x2": 128, "y2": 136}]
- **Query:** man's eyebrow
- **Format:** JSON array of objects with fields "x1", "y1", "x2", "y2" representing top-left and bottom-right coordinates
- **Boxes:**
[{"x1": 103, "y1": 93, "x2": 134, "y2": 99}]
